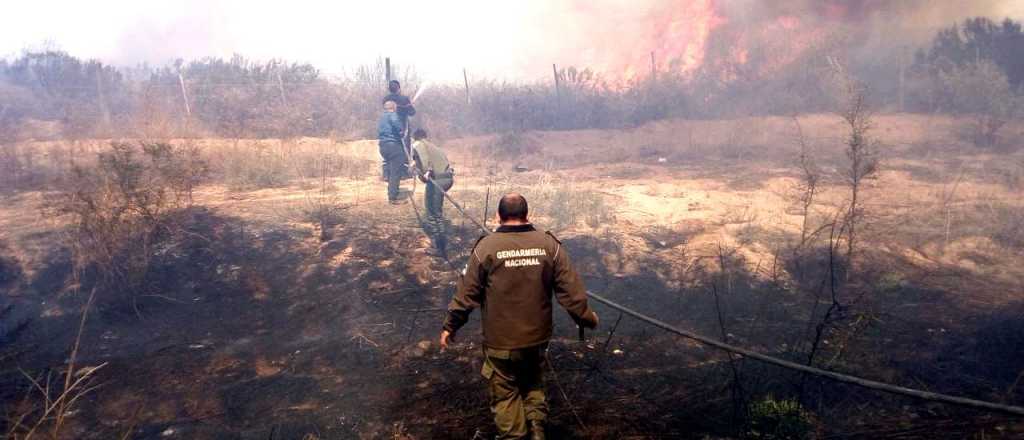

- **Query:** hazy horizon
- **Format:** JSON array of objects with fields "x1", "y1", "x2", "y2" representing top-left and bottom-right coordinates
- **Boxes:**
[{"x1": 3, "y1": 1, "x2": 1024, "y2": 84}]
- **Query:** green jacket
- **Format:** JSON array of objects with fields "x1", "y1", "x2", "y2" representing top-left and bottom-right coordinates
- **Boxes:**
[{"x1": 412, "y1": 139, "x2": 450, "y2": 175}]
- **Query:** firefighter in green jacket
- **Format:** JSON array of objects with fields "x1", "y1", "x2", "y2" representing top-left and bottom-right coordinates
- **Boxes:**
[
  {"x1": 411, "y1": 128, "x2": 452, "y2": 256},
  {"x1": 441, "y1": 193, "x2": 599, "y2": 440}
]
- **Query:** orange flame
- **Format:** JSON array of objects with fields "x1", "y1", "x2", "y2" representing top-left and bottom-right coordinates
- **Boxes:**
[
  {"x1": 568, "y1": 0, "x2": 896, "y2": 86},
  {"x1": 569, "y1": 0, "x2": 725, "y2": 85}
]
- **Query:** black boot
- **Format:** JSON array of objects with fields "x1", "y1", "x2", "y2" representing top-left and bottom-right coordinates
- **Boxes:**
[{"x1": 529, "y1": 420, "x2": 545, "y2": 440}]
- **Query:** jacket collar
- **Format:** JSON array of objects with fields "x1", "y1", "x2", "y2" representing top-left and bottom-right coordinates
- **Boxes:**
[{"x1": 496, "y1": 224, "x2": 536, "y2": 233}]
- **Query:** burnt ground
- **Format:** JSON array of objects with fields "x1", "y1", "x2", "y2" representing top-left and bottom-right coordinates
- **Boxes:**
[
  {"x1": 3, "y1": 116, "x2": 1024, "y2": 439},
  {"x1": 1, "y1": 195, "x2": 1022, "y2": 439}
]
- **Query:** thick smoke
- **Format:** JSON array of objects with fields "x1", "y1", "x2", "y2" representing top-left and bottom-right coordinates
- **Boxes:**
[
  {"x1": 717, "y1": 0, "x2": 1014, "y2": 42},
  {"x1": 6, "y1": 1, "x2": 1022, "y2": 82},
  {"x1": 531, "y1": 0, "x2": 1022, "y2": 83}
]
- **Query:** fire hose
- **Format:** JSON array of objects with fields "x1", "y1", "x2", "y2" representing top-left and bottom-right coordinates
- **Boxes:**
[{"x1": 393, "y1": 85, "x2": 1024, "y2": 418}]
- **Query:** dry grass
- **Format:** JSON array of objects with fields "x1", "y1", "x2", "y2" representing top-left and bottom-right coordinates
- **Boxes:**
[
  {"x1": 2, "y1": 114, "x2": 1019, "y2": 281},
  {"x1": 208, "y1": 138, "x2": 375, "y2": 191},
  {"x1": 5, "y1": 290, "x2": 105, "y2": 440},
  {"x1": 449, "y1": 173, "x2": 616, "y2": 234}
]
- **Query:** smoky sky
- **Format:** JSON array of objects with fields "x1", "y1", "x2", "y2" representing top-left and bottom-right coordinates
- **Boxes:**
[
  {"x1": 2, "y1": 0, "x2": 1022, "y2": 82},
  {"x1": 718, "y1": 0, "x2": 1019, "y2": 39}
]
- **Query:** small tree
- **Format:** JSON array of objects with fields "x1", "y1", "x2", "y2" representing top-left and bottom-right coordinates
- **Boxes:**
[
  {"x1": 790, "y1": 117, "x2": 821, "y2": 246},
  {"x1": 918, "y1": 17, "x2": 1024, "y2": 88},
  {"x1": 828, "y1": 58, "x2": 880, "y2": 262},
  {"x1": 938, "y1": 59, "x2": 1021, "y2": 147}
]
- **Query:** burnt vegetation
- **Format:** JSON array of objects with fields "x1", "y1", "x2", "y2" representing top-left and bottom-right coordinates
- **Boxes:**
[{"x1": 0, "y1": 14, "x2": 1023, "y2": 440}]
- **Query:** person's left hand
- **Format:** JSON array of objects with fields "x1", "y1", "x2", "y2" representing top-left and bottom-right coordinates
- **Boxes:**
[{"x1": 440, "y1": 330, "x2": 453, "y2": 351}]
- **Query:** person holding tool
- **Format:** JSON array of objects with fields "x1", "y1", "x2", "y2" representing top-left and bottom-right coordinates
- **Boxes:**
[
  {"x1": 410, "y1": 128, "x2": 453, "y2": 257},
  {"x1": 381, "y1": 79, "x2": 416, "y2": 179},
  {"x1": 378, "y1": 100, "x2": 407, "y2": 204},
  {"x1": 441, "y1": 193, "x2": 599, "y2": 440}
]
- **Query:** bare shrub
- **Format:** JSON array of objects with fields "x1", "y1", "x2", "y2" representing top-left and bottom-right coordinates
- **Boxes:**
[
  {"x1": 642, "y1": 222, "x2": 703, "y2": 250},
  {"x1": 481, "y1": 131, "x2": 540, "y2": 160},
  {"x1": 140, "y1": 141, "x2": 208, "y2": 205},
  {"x1": 790, "y1": 117, "x2": 821, "y2": 246},
  {"x1": 735, "y1": 223, "x2": 764, "y2": 247},
  {"x1": 1011, "y1": 158, "x2": 1024, "y2": 191},
  {"x1": 0, "y1": 143, "x2": 28, "y2": 190},
  {"x1": 937, "y1": 60, "x2": 1022, "y2": 148},
  {"x1": 296, "y1": 153, "x2": 351, "y2": 242},
  {"x1": 990, "y1": 204, "x2": 1024, "y2": 252},
  {"x1": 717, "y1": 205, "x2": 758, "y2": 226},
  {"x1": 985, "y1": 156, "x2": 1024, "y2": 191},
  {"x1": 0, "y1": 81, "x2": 37, "y2": 142},
  {"x1": 827, "y1": 58, "x2": 880, "y2": 261},
  {"x1": 48, "y1": 142, "x2": 203, "y2": 293},
  {"x1": 0, "y1": 141, "x2": 72, "y2": 192}
]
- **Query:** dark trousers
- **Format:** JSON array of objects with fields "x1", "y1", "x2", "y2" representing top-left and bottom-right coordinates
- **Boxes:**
[
  {"x1": 425, "y1": 173, "x2": 453, "y2": 218},
  {"x1": 378, "y1": 141, "x2": 406, "y2": 201},
  {"x1": 425, "y1": 173, "x2": 453, "y2": 250},
  {"x1": 382, "y1": 122, "x2": 412, "y2": 180}
]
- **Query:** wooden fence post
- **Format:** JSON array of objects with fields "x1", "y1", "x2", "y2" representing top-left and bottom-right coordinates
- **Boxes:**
[
  {"x1": 95, "y1": 65, "x2": 111, "y2": 129},
  {"x1": 552, "y1": 63, "x2": 562, "y2": 126},
  {"x1": 277, "y1": 70, "x2": 288, "y2": 108},
  {"x1": 177, "y1": 72, "x2": 191, "y2": 117},
  {"x1": 650, "y1": 51, "x2": 656, "y2": 81},
  {"x1": 552, "y1": 63, "x2": 561, "y2": 100},
  {"x1": 898, "y1": 46, "x2": 907, "y2": 112}
]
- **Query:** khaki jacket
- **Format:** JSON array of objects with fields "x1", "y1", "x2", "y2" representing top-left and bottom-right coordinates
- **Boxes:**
[
  {"x1": 443, "y1": 224, "x2": 597, "y2": 350},
  {"x1": 412, "y1": 140, "x2": 450, "y2": 175}
]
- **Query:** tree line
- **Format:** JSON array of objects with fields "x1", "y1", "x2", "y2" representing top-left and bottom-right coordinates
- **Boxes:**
[{"x1": 0, "y1": 17, "x2": 1021, "y2": 144}]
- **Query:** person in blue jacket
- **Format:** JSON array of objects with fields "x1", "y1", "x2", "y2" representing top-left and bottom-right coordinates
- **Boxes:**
[
  {"x1": 381, "y1": 80, "x2": 416, "y2": 180},
  {"x1": 378, "y1": 100, "x2": 407, "y2": 203}
]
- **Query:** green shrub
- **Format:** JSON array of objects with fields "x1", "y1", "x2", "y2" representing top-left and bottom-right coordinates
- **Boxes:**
[{"x1": 746, "y1": 396, "x2": 816, "y2": 440}]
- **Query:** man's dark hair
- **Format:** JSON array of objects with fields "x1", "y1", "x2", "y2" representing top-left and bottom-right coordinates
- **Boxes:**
[
  {"x1": 498, "y1": 193, "x2": 529, "y2": 222},
  {"x1": 413, "y1": 128, "x2": 427, "y2": 140},
  {"x1": 388, "y1": 80, "x2": 401, "y2": 93}
]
